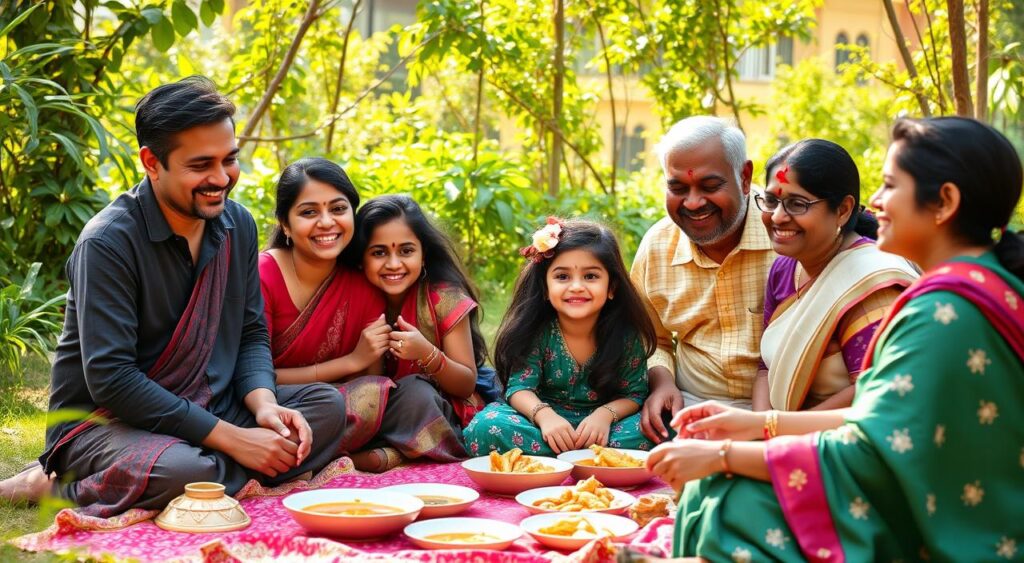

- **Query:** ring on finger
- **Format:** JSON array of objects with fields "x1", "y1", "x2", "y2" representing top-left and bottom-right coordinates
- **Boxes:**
[{"x1": 397, "y1": 339, "x2": 404, "y2": 349}]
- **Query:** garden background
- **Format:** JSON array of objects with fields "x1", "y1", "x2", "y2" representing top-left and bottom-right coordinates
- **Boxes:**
[{"x1": 1, "y1": 0, "x2": 1022, "y2": 557}]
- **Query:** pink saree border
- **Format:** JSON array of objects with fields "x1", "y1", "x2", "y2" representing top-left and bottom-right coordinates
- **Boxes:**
[{"x1": 765, "y1": 433, "x2": 845, "y2": 562}]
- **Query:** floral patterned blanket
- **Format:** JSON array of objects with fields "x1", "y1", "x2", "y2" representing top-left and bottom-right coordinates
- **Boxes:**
[{"x1": 9, "y1": 458, "x2": 676, "y2": 562}]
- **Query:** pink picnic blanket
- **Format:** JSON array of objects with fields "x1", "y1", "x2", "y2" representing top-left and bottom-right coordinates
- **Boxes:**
[{"x1": 10, "y1": 458, "x2": 676, "y2": 562}]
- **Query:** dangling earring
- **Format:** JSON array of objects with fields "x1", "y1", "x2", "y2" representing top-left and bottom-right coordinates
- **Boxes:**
[
  {"x1": 420, "y1": 268, "x2": 427, "y2": 280},
  {"x1": 836, "y1": 225, "x2": 842, "y2": 237},
  {"x1": 286, "y1": 234, "x2": 292, "y2": 246}
]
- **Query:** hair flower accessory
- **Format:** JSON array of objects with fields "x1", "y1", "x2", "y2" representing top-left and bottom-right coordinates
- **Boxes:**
[{"x1": 520, "y1": 217, "x2": 563, "y2": 263}]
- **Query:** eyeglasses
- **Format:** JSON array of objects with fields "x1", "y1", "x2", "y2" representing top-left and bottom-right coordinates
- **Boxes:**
[{"x1": 754, "y1": 193, "x2": 828, "y2": 216}]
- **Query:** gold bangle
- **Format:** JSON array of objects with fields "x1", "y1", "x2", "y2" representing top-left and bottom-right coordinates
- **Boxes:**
[
  {"x1": 599, "y1": 404, "x2": 619, "y2": 424},
  {"x1": 763, "y1": 410, "x2": 779, "y2": 440},
  {"x1": 719, "y1": 439, "x2": 734, "y2": 478}
]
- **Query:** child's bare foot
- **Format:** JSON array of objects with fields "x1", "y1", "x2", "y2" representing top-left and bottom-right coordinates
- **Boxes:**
[
  {"x1": 0, "y1": 462, "x2": 54, "y2": 504},
  {"x1": 350, "y1": 447, "x2": 404, "y2": 473}
]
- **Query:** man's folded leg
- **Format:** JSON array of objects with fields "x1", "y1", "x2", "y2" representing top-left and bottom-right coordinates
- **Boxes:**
[{"x1": 52, "y1": 422, "x2": 248, "y2": 511}]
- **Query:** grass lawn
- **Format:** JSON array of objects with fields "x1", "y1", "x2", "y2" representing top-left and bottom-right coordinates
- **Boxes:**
[
  {"x1": 0, "y1": 357, "x2": 69, "y2": 561},
  {"x1": 0, "y1": 286, "x2": 513, "y2": 561}
]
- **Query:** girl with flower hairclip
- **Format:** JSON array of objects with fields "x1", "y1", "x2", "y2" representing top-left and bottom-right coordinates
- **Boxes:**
[{"x1": 463, "y1": 218, "x2": 658, "y2": 455}]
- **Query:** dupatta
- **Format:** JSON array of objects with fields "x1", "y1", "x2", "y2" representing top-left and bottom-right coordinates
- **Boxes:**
[
  {"x1": 44, "y1": 236, "x2": 231, "y2": 517},
  {"x1": 762, "y1": 244, "x2": 917, "y2": 411},
  {"x1": 268, "y1": 263, "x2": 392, "y2": 454},
  {"x1": 390, "y1": 280, "x2": 485, "y2": 426}
]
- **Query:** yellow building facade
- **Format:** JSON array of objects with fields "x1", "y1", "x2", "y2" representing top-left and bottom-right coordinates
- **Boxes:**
[{"x1": 570, "y1": 0, "x2": 915, "y2": 172}]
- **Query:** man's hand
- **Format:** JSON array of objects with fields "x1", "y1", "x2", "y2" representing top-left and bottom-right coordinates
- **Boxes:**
[
  {"x1": 640, "y1": 367, "x2": 684, "y2": 443},
  {"x1": 203, "y1": 421, "x2": 300, "y2": 478},
  {"x1": 254, "y1": 403, "x2": 313, "y2": 465}
]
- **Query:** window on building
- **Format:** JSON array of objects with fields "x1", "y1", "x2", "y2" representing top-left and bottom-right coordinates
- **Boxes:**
[
  {"x1": 854, "y1": 34, "x2": 870, "y2": 84},
  {"x1": 615, "y1": 124, "x2": 646, "y2": 174},
  {"x1": 835, "y1": 32, "x2": 851, "y2": 71},
  {"x1": 736, "y1": 38, "x2": 793, "y2": 81}
]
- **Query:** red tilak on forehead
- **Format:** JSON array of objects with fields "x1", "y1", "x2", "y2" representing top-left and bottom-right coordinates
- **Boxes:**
[
  {"x1": 775, "y1": 165, "x2": 790, "y2": 185},
  {"x1": 687, "y1": 169, "x2": 695, "y2": 182},
  {"x1": 391, "y1": 243, "x2": 396, "y2": 249}
]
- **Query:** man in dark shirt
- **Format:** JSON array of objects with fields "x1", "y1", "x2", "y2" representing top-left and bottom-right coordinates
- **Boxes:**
[{"x1": 1, "y1": 77, "x2": 346, "y2": 514}]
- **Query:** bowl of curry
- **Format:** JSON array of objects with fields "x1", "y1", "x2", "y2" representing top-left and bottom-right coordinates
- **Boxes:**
[{"x1": 283, "y1": 488, "x2": 423, "y2": 540}]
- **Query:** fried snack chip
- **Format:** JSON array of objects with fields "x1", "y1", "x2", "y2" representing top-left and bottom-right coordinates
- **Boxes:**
[
  {"x1": 628, "y1": 493, "x2": 673, "y2": 527},
  {"x1": 489, "y1": 448, "x2": 554, "y2": 473},
  {"x1": 532, "y1": 476, "x2": 616, "y2": 511},
  {"x1": 537, "y1": 516, "x2": 614, "y2": 538},
  {"x1": 589, "y1": 445, "x2": 644, "y2": 468}
]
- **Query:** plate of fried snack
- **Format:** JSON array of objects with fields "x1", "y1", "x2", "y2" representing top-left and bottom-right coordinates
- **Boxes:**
[
  {"x1": 556, "y1": 445, "x2": 653, "y2": 488},
  {"x1": 461, "y1": 448, "x2": 573, "y2": 496},
  {"x1": 404, "y1": 517, "x2": 523, "y2": 550},
  {"x1": 520, "y1": 512, "x2": 639, "y2": 551},
  {"x1": 515, "y1": 476, "x2": 636, "y2": 515}
]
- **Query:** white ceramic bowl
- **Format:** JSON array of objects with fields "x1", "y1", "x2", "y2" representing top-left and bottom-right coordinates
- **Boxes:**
[
  {"x1": 515, "y1": 485, "x2": 636, "y2": 515},
  {"x1": 556, "y1": 449, "x2": 653, "y2": 489},
  {"x1": 461, "y1": 455, "x2": 573, "y2": 496},
  {"x1": 520, "y1": 512, "x2": 640, "y2": 551},
  {"x1": 404, "y1": 517, "x2": 522, "y2": 550},
  {"x1": 380, "y1": 483, "x2": 479, "y2": 519},
  {"x1": 283, "y1": 488, "x2": 423, "y2": 540}
]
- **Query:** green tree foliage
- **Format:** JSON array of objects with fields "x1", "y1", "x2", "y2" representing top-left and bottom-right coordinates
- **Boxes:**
[
  {"x1": 0, "y1": 0, "x2": 221, "y2": 288},
  {"x1": 750, "y1": 59, "x2": 893, "y2": 203}
]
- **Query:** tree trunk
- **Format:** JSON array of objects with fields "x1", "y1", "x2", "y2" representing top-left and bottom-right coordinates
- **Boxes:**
[
  {"x1": 239, "y1": 0, "x2": 321, "y2": 147},
  {"x1": 882, "y1": 0, "x2": 932, "y2": 117},
  {"x1": 946, "y1": 0, "x2": 973, "y2": 117},
  {"x1": 594, "y1": 14, "x2": 617, "y2": 194},
  {"x1": 549, "y1": 0, "x2": 564, "y2": 197},
  {"x1": 326, "y1": 0, "x2": 363, "y2": 152},
  {"x1": 975, "y1": 0, "x2": 989, "y2": 121}
]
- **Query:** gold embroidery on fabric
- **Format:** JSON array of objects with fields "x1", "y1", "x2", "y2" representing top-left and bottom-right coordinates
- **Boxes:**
[{"x1": 317, "y1": 303, "x2": 349, "y2": 363}]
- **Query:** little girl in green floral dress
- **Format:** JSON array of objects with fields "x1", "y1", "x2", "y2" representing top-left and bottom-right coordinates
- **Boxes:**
[{"x1": 463, "y1": 218, "x2": 657, "y2": 456}]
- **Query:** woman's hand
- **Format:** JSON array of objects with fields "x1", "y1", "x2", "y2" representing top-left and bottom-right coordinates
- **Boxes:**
[
  {"x1": 671, "y1": 401, "x2": 763, "y2": 441},
  {"x1": 574, "y1": 409, "x2": 613, "y2": 449},
  {"x1": 351, "y1": 314, "x2": 392, "y2": 371},
  {"x1": 535, "y1": 409, "x2": 578, "y2": 454},
  {"x1": 645, "y1": 439, "x2": 721, "y2": 492},
  {"x1": 388, "y1": 316, "x2": 434, "y2": 363}
]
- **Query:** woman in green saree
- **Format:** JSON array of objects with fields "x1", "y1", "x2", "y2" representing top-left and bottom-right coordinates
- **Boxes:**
[{"x1": 647, "y1": 117, "x2": 1024, "y2": 562}]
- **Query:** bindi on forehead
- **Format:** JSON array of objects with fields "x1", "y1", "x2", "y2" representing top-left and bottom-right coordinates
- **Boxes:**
[
  {"x1": 687, "y1": 169, "x2": 696, "y2": 183},
  {"x1": 775, "y1": 165, "x2": 790, "y2": 186}
]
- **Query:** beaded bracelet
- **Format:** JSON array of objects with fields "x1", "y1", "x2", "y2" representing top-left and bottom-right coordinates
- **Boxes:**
[
  {"x1": 719, "y1": 439, "x2": 734, "y2": 478},
  {"x1": 599, "y1": 404, "x2": 619, "y2": 424},
  {"x1": 529, "y1": 402, "x2": 552, "y2": 424}
]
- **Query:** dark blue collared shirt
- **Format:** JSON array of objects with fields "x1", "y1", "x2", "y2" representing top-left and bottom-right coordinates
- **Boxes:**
[{"x1": 42, "y1": 178, "x2": 276, "y2": 464}]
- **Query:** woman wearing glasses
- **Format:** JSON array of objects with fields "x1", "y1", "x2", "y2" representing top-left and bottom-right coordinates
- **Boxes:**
[{"x1": 753, "y1": 139, "x2": 917, "y2": 411}]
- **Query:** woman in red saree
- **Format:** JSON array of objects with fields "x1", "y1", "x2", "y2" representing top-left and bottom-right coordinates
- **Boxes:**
[
  {"x1": 349, "y1": 195, "x2": 489, "y2": 471},
  {"x1": 259, "y1": 158, "x2": 394, "y2": 470}
]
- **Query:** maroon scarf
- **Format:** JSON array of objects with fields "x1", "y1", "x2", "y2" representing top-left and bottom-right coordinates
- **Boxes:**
[{"x1": 47, "y1": 235, "x2": 231, "y2": 517}]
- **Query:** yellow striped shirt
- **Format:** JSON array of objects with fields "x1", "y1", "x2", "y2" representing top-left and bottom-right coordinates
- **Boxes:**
[{"x1": 630, "y1": 196, "x2": 776, "y2": 400}]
